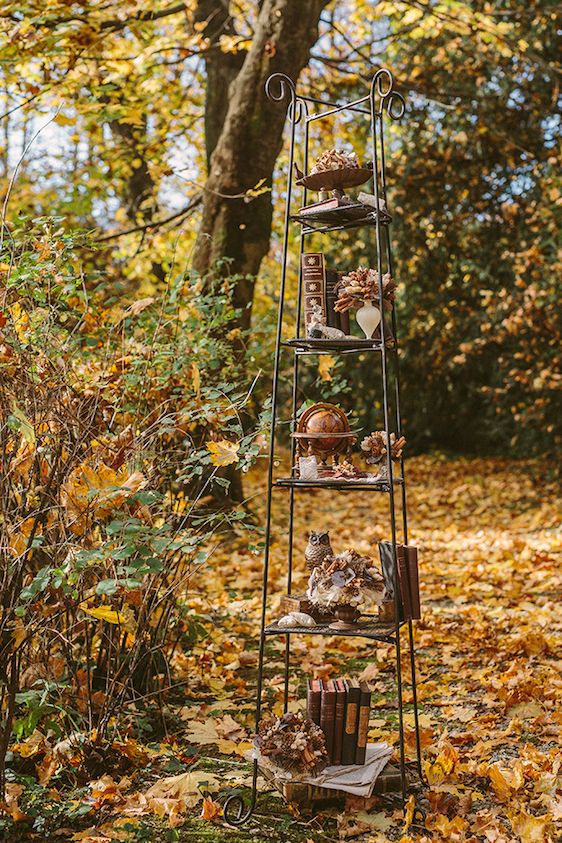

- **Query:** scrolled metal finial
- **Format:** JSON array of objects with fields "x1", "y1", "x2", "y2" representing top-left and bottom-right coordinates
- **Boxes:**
[
  {"x1": 265, "y1": 72, "x2": 297, "y2": 104},
  {"x1": 370, "y1": 68, "x2": 406, "y2": 121},
  {"x1": 386, "y1": 90, "x2": 405, "y2": 120},
  {"x1": 265, "y1": 72, "x2": 304, "y2": 124},
  {"x1": 223, "y1": 792, "x2": 255, "y2": 827}
]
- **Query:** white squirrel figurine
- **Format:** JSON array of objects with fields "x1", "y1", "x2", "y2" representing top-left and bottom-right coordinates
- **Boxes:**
[{"x1": 307, "y1": 301, "x2": 349, "y2": 340}]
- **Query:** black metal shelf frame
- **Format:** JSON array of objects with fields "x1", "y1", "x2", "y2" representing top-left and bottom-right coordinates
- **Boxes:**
[{"x1": 224, "y1": 69, "x2": 423, "y2": 827}]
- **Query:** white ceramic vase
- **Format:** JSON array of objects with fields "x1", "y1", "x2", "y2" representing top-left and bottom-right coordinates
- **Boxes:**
[{"x1": 355, "y1": 300, "x2": 381, "y2": 339}]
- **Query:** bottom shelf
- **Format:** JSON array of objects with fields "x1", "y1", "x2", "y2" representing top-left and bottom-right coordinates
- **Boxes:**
[
  {"x1": 265, "y1": 616, "x2": 399, "y2": 642},
  {"x1": 262, "y1": 760, "x2": 406, "y2": 808}
]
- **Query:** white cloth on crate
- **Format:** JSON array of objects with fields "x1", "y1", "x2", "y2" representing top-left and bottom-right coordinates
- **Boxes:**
[{"x1": 300, "y1": 742, "x2": 393, "y2": 796}]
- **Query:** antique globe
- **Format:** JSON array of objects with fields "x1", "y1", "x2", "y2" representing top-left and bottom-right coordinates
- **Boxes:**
[{"x1": 297, "y1": 403, "x2": 353, "y2": 464}]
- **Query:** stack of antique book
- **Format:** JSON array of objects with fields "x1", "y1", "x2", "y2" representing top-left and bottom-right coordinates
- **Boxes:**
[{"x1": 307, "y1": 677, "x2": 371, "y2": 765}]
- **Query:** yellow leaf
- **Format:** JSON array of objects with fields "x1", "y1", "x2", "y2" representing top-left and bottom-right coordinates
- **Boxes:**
[
  {"x1": 9, "y1": 301, "x2": 29, "y2": 340},
  {"x1": 207, "y1": 440, "x2": 239, "y2": 467},
  {"x1": 403, "y1": 794, "x2": 415, "y2": 831},
  {"x1": 12, "y1": 402, "x2": 35, "y2": 444},
  {"x1": 318, "y1": 354, "x2": 336, "y2": 381},
  {"x1": 81, "y1": 604, "x2": 126, "y2": 625},
  {"x1": 509, "y1": 807, "x2": 551, "y2": 843},
  {"x1": 426, "y1": 739, "x2": 458, "y2": 784},
  {"x1": 191, "y1": 363, "x2": 201, "y2": 398},
  {"x1": 145, "y1": 769, "x2": 220, "y2": 809},
  {"x1": 54, "y1": 112, "x2": 76, "y2": 127},
  {"x1": 201, "y1": 795, "x2": 222, "y2": 821},
  {"x1": 488, "y1": 761, "x2": 524, "y2": 801},
  {"x1": 184, "y1": 719, "x2": 219, "y2": 746}
]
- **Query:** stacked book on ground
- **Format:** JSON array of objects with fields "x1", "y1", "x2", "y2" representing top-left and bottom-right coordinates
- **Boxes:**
[
  {"x1": 260, "y1": 677, "x2": 400, "y2": 808},
  {"x1": 260, "y1": 746, "x2": 401, "y2": 809}
]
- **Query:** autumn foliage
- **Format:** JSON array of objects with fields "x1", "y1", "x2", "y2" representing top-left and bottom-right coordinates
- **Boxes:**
[{"x1": 0, "y1": 1, "x2": 560, "y2": 842}]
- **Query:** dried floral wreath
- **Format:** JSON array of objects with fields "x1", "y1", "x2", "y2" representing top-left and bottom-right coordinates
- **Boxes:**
[{"x1": 255, "y1": 711, "x2": 328, "y2": 775}]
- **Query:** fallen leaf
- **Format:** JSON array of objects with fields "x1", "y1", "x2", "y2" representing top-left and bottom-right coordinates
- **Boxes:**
[
  {"x1": 184, "y1": 719, "x2": 219, "y2": 746},
  {"x1": 488, "y1": 761, "x2": 524, "y2": 801},
  {"x1": 201, "y1": 795, "x2": 222, "y2": 821},
  {"x1": 509, "y1": 808, "x2": 551, "y2": 843}
]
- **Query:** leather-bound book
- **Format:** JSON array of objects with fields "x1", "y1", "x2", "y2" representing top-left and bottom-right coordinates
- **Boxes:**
[
  {"x1": 324, "y1": 268, "x2": 340, "y2": 329},
  {"x1": 355, "y1": 683, "x2": 372, "y2": 764},
  {"x1": 279, "y1": 594, "x2": 333, "y2": 623},
  {"x1": 341, "y1": 678, "x2": 361, "y2": 765},
  {"x1": 264, "y1": 761, "x2": 404, "y2": 807},
  {"x1": 333, "y1": 679, "x2": 346, "y2": 765},
  {"x1": 298, "y1": 197, "x2": 341, "y2": 214},
  {"x1": 404, "y1": 545, "x2": 421, "y2": 619},
  {"x1": 373, "y1": 763, "x2": 403, "y2": 794},
  {"x1": 307, "y1": 678, "x2": 322, "y2": 726},
  {"x1": 302, "y1": 253, "x2": 326, "y2": 333},
  {"x1": 397, "y1": 546, "x2": 413, "y2": 620},
  {"x1": 378, "y1": 541, "x2": 401, "y2": 601},
  {"x1": 320, "y1": 679, "x2": 337, "y2": 763}
]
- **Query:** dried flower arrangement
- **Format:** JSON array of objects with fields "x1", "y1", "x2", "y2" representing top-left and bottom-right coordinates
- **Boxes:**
[
  {"x1": 334, "y1": 268, "x2": 396, "y2": 313},
  {"x1": 255, "y1": 712, "x2": 328, "y2": 776},
  {"x1": 310, "y1": 148, "x2": 360, "y2": 174},
  {"x1": 361, "y1": 431, "x2": 406, "y2": 465},
  {"x1": 306, "y1": 549, "x2": 385, "y2": 612}
]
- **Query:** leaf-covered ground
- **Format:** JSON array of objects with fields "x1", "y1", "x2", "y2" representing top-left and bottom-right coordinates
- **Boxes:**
[{"x1": 5, "y1": 456, "x2": 561, "y2": 842}]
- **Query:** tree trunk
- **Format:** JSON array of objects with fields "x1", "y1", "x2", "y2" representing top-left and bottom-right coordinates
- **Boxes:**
[
  {"x1": 194, "y1": 0, "x2": 328, "y2": 505},
  {"x1": 110, "y1": 117, "x2": 165, "y2": 283},
  {"x1": 193, "y1": 0, "x2": 329, "y2": 329}
]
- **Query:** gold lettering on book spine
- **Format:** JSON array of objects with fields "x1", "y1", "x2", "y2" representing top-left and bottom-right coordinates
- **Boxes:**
[
  {"x1": 357, "y1": 707, "x2": 369, "y2": 746},
  {"x1": 345, "y1": 703, "x2": 357, "y2": 734}
]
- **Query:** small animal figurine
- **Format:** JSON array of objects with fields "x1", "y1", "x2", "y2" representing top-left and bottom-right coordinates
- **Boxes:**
[
  {"x1": 307, "y1": 301, "x2": 349, "y2": 340},
  {"x1": 305, "y1": 530, "x2": 333, "y2": 571}
]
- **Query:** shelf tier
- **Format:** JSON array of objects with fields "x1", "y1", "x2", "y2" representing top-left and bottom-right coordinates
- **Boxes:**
[
  {"x1": 282, "y1": 337, "x2": 395, "y2": 354},
  {"x1": 265, "y1": 616, "x2": 401, "y2": 642},
  {"x1": 291, "y1": 208, "x2": 392, "y2": 235},
  {"x1": 275, "y1": 476, "x2": 403, "y2": 491}
]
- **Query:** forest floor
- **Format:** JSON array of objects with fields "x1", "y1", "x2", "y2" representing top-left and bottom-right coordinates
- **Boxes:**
[{"x1": 4, "y1": 456, "x2": 561, "y2": 843}]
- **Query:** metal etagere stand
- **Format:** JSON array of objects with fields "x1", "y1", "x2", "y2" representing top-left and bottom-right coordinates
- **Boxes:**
[{"x1": 224, "y1": 69, "x2": 424, "y2": 826}]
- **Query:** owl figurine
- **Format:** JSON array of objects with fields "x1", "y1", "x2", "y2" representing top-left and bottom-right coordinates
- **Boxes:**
[{"x1": 305, "y1": 530, "x2": 333, "y2": 571}]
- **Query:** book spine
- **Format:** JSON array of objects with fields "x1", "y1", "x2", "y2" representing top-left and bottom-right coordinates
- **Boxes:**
[
  {"x1": 341, "y1": 681, "x2": 361, "y2": 765},
  {"x1": 307, "y1": 679, "x2": 322, "y2": 726},
  {"x1": 405, "y1": 545, "x2": 421, "y2": 619},
  {"x1": 333, "y1": 679, "x2": 346, "y2": 765},
  {"x1": 397, "y1": 545, "x2": 412, "y2": 620},
  {"x1": 373, "y1": 764, "x2": 403, "y2": 794},
  {"x1": 335, "y1": 271, "x2": 350, "y2": 334},
  {"x1": 320, "y1": 680, "x2": 336, "y2": 763},
  {"x1": 324, "y1": 269, "x2": 339, "y2": 329},
  {"x1": 299, "y1": 198, "x2": 339, "y2": 214},
  {"x1": 302, "y1": 253, "x2": 326, "y2": 331},
  {"x1": 355, "y1": 684, "x2": 372, "y2": 764},
  {"x1": 378, "y1": 540, "x2": 397, "y2": 600}
]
